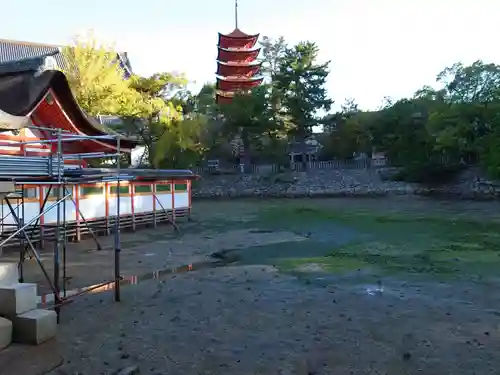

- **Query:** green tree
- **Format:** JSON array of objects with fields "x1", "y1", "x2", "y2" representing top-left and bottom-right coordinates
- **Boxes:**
[
  {"x1": 426, "y1": 61, "x2": 500, "y2": 168},
  {"x1": 60, "y1": 33, "x2": 206, "y2": 169},
  {"x1": 340, "y1": 97, "x2": 359, "y2": 115},
  {"x1": 195, "y1": 83, "x2": 217, "y2": 116},
  {"x1": 321, "y1": 98, "x2": 371, "y2": 160},
  {"x1": 274, "y1": 41, "x2": 332, "y2": 169},
  {"x1": 153, "y1": 116, "x2": 208, "y2": 168},
  {"x1": 258, "y1": 36, "x2": 291, "y2": 159},
  {"x1": 436, "y1": 61, "x2": 500, "y2": 103},
  {"x1": 260, "y1": 36, "x2": 287, "y2": 82},
  {"x1": 61, "y1": 32, "x2": 134, "y2": 116},
  {"x1": 120, "y1": 73, "x2": 206, "y2": 167},
  {"x1": 218, "y1": 86, "x2": 273, "y2": 170},
  {"x1": 367, "y1": 60, "x2": 500, "y2": 182}
]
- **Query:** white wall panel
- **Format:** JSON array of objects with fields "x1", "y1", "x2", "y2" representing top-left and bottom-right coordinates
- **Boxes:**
[
  {"x1": 79, "y1": 197, "x2": 106, "y2": 219},
  {"x1": 134, "y1": 195, "x2": 154, "y2": 213},
  {"x1": 108, "y1": 197, "x2": 132, "y2": 216},
  {"x1": 174, "y1": 192, "x2": 189, "y2": 209},
  {"x1": 155, "y1": 193, "x2": 172, "y2": 211}
]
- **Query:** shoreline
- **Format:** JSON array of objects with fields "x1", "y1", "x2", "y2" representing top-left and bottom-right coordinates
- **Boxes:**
[{"x1": 192, "y1": 189, "x2": 500, "y2": 202}]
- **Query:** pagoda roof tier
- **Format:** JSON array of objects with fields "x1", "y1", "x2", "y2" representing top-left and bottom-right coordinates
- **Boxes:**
[
  {"x1": 217, "y1": 47, "x2": 260, "y2": 64},
  {"x1": 218, "y1": 29, "x2": 259, "y2": 50},
  {"x1": 0, "y1": 69, "x2": 137, "y2": 152},
  {"x1": 216, "y1": 61, "x2": 261, "y2": 78},
  {"x1": 216, "y1": 77, "x2": 263, "y2": 91}
]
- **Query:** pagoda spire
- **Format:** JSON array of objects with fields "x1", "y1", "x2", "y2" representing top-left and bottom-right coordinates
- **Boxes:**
[{"x1": 235, "y1": 0, "x2": 239, "y2": 29}]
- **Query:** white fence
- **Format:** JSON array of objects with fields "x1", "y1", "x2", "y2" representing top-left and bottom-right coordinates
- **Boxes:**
[{"x1": 192, "y1": 158, "x2": 387, "y2": 175}]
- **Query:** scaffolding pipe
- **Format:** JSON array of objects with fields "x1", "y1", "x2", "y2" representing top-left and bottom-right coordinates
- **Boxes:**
[
  {"x1": 0, "y1": 130, "x2": 126, "y2": 315},
  {"x1": 0, "y1": 193, "x2": 72, "y2": 248},
  {"x1": 0, "y1": 155, "x2": 63, "y2": 177},
  {"x1": 62, "y1": 183, "x2": 67, "y2": 298},
  {"x1": 4, "y1": 197, "x2": 60, "y2": 299},
  {"x1": 114, "y1": 137, "x2": 121, "y2": 302},
  {"x1": 63, "y1": 187, "x2": 102, "y2": 251},
  {"x1": 19, "y1": 186, "x2": 25, "y2": 281},
  {"x1": 154, "y1": 194, "x2": 180, "y2": 233},
  {"x1": 26, "y1": 125, "x2": 72, "y2": 133},
  {"x1": 54, "y1": 129, "x2": 62, "y2": 321},
  {"x1": 63, "y1": 152, "x2": 121, "y2": 160},
  {"x1": 0, "y1": 135, "x2": 116, "y2": 147},
  {"x1": 14, "y1": 181, "x2": 69, "y2": 185}
]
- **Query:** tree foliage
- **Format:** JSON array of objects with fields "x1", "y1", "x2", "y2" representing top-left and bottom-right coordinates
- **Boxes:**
[
  {"x1": 318, "y1": 59, "x2": 500, "y2": 183},
  {"x1": 259, "y1": 36, "x2": 287, "y2": 82},
  {"x1": 62, "y1": 33, "x2": 206, "y2": 168},
  {"x1": 61, "y1": 32, "x2": 133, "y2": 116},
  {"x1": 321, "y1": 99, "x2": 371, "y2": 160},
  {"x1": 65, "y1": 33, "x2": 500, "y2": 183},
  {"x1": 274, "y1": 41, "x2": 332, "y2": 140}
]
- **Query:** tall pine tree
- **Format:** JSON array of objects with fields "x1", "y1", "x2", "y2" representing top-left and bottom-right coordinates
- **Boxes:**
[{"x1": 274, "y1": 41, "x2": 332, "y2": 169}]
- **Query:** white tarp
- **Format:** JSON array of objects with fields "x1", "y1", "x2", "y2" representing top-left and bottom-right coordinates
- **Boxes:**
[
  {"x1": 130, "y1": 146, "x2": 147, "y2": 167},
  {"x1": 0, "y1": 109, "x2": 30, "y2": 130}
]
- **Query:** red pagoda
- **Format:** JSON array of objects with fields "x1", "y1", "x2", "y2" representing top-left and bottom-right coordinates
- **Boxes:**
[{"x1": 215, "y1": 0, "x2": 263, "y2": 105}]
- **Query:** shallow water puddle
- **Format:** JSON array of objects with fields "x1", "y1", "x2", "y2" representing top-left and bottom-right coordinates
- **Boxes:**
[{"x1": 38, "y1": 257, "x2": 236, "y2": 307}]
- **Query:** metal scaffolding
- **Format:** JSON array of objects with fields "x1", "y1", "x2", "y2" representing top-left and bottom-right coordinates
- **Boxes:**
[{"x1": 0, "y1": 129, "x2": 125, "y2": 321}]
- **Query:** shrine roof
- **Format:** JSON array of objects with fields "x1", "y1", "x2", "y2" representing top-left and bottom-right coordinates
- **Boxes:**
[
  {"x1": 0, "y1": 38, "x2": 133, "y2": 78},
  {"x1": 0, "y1": 62, "x2": 137, "y2": 149}
]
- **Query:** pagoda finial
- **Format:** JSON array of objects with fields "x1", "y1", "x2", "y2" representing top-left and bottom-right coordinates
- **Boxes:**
[{"x1": 235, "y1": 0, "x2": 239, "y2": 29}]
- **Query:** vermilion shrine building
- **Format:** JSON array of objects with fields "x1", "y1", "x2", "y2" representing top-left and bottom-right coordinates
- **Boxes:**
[{"x1": 0, "y1": 40, "x2": 196, "y2": 247}]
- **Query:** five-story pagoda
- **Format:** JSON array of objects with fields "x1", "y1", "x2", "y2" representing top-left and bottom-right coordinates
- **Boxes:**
[{"x1": 216, "y1": 0, "x2": 263, "y2": 105}]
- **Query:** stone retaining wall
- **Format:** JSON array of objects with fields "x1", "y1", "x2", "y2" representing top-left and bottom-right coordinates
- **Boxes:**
[{"x1": 192, "y1": 167, "x2": 500, "y2": 201}]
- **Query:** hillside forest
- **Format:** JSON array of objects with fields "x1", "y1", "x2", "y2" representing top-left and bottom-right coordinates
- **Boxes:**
[{"x1": 62, "y1": 34, "x2": 500, "y2": 183}]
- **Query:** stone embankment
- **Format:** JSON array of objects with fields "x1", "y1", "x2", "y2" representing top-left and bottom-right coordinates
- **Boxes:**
[{"x1": 192, "y1": 167, "x2": 500, "y2": 200}]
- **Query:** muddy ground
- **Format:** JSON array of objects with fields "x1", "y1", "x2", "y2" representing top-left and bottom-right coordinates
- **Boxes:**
[
  {"x1": 1, "y1": 219, "x2": 303, "y2": 295},
  {"x1": 25, "y1": 197, "x2": 500, "y2": 374}
]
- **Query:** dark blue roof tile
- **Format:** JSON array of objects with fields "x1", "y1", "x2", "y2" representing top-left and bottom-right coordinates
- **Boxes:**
[
  {"x1": 0, "y1": 39, "x2": 66, "y2": 67},
  {"x1": 0, "y1": 39, "x2": 132, "y2": 77}
]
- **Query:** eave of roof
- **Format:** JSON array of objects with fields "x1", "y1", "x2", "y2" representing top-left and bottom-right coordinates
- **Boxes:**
[
  {"x1": 216, "y1": 76, "x2": 263, "y2": 82},
  {"x1": 217, "y1": 61, "x2": 261, "y2": 67},
  {"x1": 0, "y1": 65, "x2": 137, "y2": 149},
  {"x1": 218, "y1": 29, "x2": 259, "y2": 39},
  {"x1": 217, "y1": 47, "x2": 260, "y2": 54}
]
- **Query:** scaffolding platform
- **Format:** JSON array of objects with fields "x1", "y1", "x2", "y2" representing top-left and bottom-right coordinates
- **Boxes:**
[{"x1": 0, "y1": 130, "x2": 198, "y2": 320}]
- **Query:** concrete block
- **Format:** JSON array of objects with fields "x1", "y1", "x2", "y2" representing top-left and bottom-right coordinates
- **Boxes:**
[
  {"x1": 0, "y1": 283, "x2": 37, "y2": 317},
  {"x1": 0, "y1": 317, "x2": 12, "y2": 350},
  {"x1": 0, "y1": 262, "x2": 18, "y2": 286},
  {"x1": 13, "y1": 309, "x2": 57, "y2": 345},
  {"x1": 0, "y1": 181, "x2": 15, "y2": 194}
]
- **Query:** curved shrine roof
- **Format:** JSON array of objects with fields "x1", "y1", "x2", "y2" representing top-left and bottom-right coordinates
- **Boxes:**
[{"x1": 0, "y1": 69, "x2": 137, "y2": 150}]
